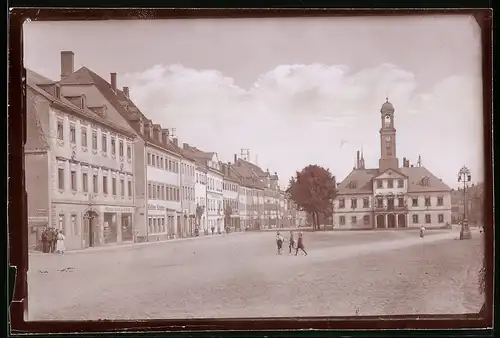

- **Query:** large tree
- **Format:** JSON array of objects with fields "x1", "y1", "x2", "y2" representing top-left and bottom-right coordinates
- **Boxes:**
[{"x1": 286, "y1": 165, "x2": 337, "y2": 231}]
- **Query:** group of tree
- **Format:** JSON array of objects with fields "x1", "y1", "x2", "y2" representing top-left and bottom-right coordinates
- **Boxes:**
[{"x1": 286, "y1": 165, "x2": 337, "y2": 231}]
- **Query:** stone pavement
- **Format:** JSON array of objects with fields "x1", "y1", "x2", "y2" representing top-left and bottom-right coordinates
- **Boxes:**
[{"x1": 27, "y1": 228, "x2": 484, "y2": 320}]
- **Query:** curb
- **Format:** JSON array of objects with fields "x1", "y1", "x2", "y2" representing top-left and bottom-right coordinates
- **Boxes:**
[{"x1": 29, "y1": 231, "x2": 247, "y2": 256}]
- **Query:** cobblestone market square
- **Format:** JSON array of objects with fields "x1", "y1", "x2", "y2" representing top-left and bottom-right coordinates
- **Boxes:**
[{"x1": 28, "y1": 228, "x2": 484, "y2": 320}]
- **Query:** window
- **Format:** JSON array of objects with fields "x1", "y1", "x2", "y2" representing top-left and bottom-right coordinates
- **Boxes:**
[
  {"x1": 128, "y1": 180, "x2": 132, "y2": 197},
  {"x1": 377, "y1": 196, "x2": 383, "y2": 207},
  {"x1": 93, "y1": 174, "x2": 98, "y2": 193},
  {"x1": 351, "y1": 198, "x2": 357, "y2": 209},
  {"x1": 103, "y1": 176, "x2": 108, "y2": 194},
  {"x1": 425, "y1": 214, "x2": 431, "y2": 224},
  {"x1": 111, "y1": 138, "x2": 116, "y2": 155},
  {"x1": 377, "y1": 180, "x2": 383, "y2": 188},
  {"x1": 58, "y1": 214, "x2": 65, "y2": 231},
  {"x1": 339, "y1": 198, "x2": 345, "y2": 209},
  {"x1": 412, "y1": 197, "x2": 418, "y2": 207},
  {"x1": 148, "y1": 183, "x2": 152, "y2": 199},
  {"x1": 363, "y1": 215, "x2": 370, "y2": 225},
  {"x1": 127, "y1": 144, "x2": 131, "y2": 160},
  {"x1": 147, "y1": 152, "x2": 151, "y2": 165},
  {"x1": 102, "y1": 134, "x2": 107, "y2": 153},
  {"x1": 153, "y1": 184, "x2": 157, "y2": 199},
  {"x1": 161, "y1": 218, "x2": 165, "y2": 232},
  {"x1": 71, "y1": 215, "x2": 77, "y2": 235},
  {"x1": 70, "y1": 170, "x2": 77, "y2": 191},
  {"x1": 70, "y1": 124, "x2": 76, "y2": 143},
  {"x1": 81, "y1": 127, "x2": 88, "y2": 147},
  {"x1": 58, "y1": 168, "x2": 64, "y2": 190},
  {"x1": 437, "y1": 196, "x2": 444, "y2": 206},
  {"x1": 92, "y1": 130, "x2": 98, "y2": 149},
  {"x1": 425, "y1": 197, "x2": 431, "y2": 207},
  {"x1": 82, "y1": 172, "x2": 88, "y2": 192},
  {"x1": 57, "y1": 120, "x2": 64, "y2": 140},
  {"x1": 351, "y1": 216, "x2": 357, "y2": 225},
  {"x1": 387, "y1": 179, "x2": 393, "y2": 188},
  {"x1": 148, "y1": 218, "x2": 152, "y2": 234},
  {"x1": 176, "y1": 188, "x2": 180, "y2": 201},
  {"x1": 438, "y1": 214, "x2": 444, "y2": 223},
  {"x1": 412, "y1": 214, "x2": 419, "y2": 224},
  {"x1": 398, "y1": 179, "x2": 404, "y2": 188},
  {"x1": 398, "y1": 197, "x2": 405, "y2": 207},
  {"x1": 118, "y1": 140, "x2": 124, "y2": 157},
  {"x1": 120, "y1": 179, "x2": 125, "y2": 196},
  {"x1": 156, "y1": 185, "x2": 160, "y2": 199},
  {"x1": 112, "y1": 177, "x2": 117, "y2": 195},
  {"x1": 363, "y1": 198, "x2": 369, "y2": 208},
  {"x1": 153, "y1": 155, "x2": 157, "y2": 167}
]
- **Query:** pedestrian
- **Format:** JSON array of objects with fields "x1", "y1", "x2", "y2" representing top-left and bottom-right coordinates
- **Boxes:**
[
  {"x1": 276, "y1": 231, "x2": 284, "y2": 255},
  {"x1": 420, "y1": 225, "x2": 426, "y2": 238},
  {"x1": 55, "y1": 230, "x2": 66, "y2": 254},
  {"x1": 211, "y1": 226, "x2": 215, "y2": 235},
  {"x1": 295, "y1": 232, "x2": 308, "y2": 256},
  {"x1": 288, "y1": 231, "x2": 295, "y2": 254}
]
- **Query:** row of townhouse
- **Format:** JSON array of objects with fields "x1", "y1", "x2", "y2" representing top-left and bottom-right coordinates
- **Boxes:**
[{"x1": 25, "y1": 50, "x2": 300, "y2": 251}]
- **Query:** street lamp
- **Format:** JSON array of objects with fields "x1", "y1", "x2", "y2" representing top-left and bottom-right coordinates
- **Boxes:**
[
  {"x1": 458, "y1": 166, "x2": 472, "y2": 240},
  {"x1": 83, "y1": 194, "x2": 97, "y2": 247}
]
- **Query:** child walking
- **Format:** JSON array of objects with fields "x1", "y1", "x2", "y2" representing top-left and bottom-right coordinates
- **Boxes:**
[
  {"x1": 288, "y1": 231, "x2": 295, "y2": 254},
  {"x1": 295, "y1": 232, "x2": 308, "y2": 256}
]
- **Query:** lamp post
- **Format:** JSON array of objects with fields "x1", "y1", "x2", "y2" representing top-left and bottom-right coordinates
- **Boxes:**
[
  {"x1": 458, "y1": 166, "x2": 472, "y2": 240},
  {"x1": 83, "y1": 194, "x2": 97, "y2": 247}
]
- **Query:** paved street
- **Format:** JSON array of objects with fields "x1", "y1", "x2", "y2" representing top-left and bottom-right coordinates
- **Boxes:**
[{"x1": 28, "y1": 228, "x2": 484, "y2": 320}]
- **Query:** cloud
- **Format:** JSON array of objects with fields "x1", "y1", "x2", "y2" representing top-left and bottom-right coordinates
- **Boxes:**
[{"x1": 122, "y1": 63, "x2": 483, "y2": 188}]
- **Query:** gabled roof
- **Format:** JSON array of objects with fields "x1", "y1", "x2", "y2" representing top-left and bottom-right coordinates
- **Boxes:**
[
  {"x1": 399, "y1": 166, "x2": 451, "y2": 192},
  {"x1": 337, "y1": 168, "x2": 379, "y2": 195},
  {"x1": 60, "y1": 66, "x2": 182, "y2": 157},
  {"x1": 337, "y1": 165, "x2": 451, "y2": 195},
  {"x1": 374, "y1": 167, "x2": 407, "y2": 179},
  {"x1": 26, "y1": 69, "x2": 135, "y2": 139},
  {"x1": 25, "y1": 89, "x2": 50, "y2": 151}
]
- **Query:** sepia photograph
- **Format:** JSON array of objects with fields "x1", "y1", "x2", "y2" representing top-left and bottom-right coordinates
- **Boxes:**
[{"x1": 20, "y1": 13, "x2": 488, "y2": 323}]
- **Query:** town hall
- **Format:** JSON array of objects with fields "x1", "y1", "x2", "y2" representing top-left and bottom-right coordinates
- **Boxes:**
[{"x1": 332, "y1": 99, "x2": 452, "y2": 229}]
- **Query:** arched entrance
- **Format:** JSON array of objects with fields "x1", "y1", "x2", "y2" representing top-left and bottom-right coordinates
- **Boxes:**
[
  {"x1": 398, "y1": 214, "x2": 407, "y2": 228},
  {"x1": 376, "y1": 214, "x2": 385, "y2": 228},
  {"x1": 83, "y1": 209, "x2": 99, "y2": 248},
  {"x1": 387, "y1": 214, "x2": 396, "y2": 228}
]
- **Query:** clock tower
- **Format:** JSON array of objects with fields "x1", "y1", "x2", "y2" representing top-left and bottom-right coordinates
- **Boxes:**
[{"x1": 379, "y1": 98, "x2": 399, "y2": 171}]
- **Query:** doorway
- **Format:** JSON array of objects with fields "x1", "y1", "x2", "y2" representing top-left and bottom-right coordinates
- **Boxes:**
[
  {"x1": 387, "y1": 214, "x2": 396, "y2": 228},
  {"x1": 83, "y1": 210, "x2": 99, "y2": 248},
  {"x1": 376, "y1": 214, "x2": 385, "y2": 228},
  {"x1": 398, "y1": 214, "x2": 407, "y2": 228}
]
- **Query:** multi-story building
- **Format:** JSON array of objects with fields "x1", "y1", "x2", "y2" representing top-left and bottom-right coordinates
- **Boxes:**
[
  {"x1": 333, "y1": 99, "x2": 452, "y2": 229},
  {"x1": 26, "y1": 69, "x2": 137, "y2": 250},
  {"x1": 221, "y1": 162, "x2": 241, "y2": 231},
  {"x1": 182, "y1": 144, "x2": 224, "y2": 233},
  {"x1": 179, "y1": 154, "x2": 197, "y2": 237},
  {"x1": 58, "y1": 51, "x2": 185, "y2": 242},
  {"x1": 451, "y1": 183, "x2": 484, "y2": 224},
  {"x1": 195, "y1": 164, "x2": 208, "y2": 233}
]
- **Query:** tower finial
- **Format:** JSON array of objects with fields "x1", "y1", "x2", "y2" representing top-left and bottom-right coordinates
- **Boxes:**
[{"x1": 386, "y1": 91, "x2": 389, "y2": 102}]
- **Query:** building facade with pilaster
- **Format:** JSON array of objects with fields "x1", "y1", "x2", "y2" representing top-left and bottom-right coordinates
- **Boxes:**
[{"x1": 332, "y1": 99, "x2": 452, "y2": 229}]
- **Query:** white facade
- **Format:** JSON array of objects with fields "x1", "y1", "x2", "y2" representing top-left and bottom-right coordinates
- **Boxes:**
[
  {"x1": 223, "y1": 177, "x2": 240, "y2": 229},
  {"x1": 206, "y1": 155, "x2": 223, "y2": 233},
  {"x1": 195, "y1": 168, "x2": 208, "y2": 232},
  {"x1": 145, "y1": 145, "x2": 182, "y2": 239},
  {"x1": 180, "y1": 158, "x2": 197, "y2": 236}
]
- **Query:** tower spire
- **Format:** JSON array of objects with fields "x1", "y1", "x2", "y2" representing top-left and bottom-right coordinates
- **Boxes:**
[{"x1": 386, "y1": 91, "x2": 388, "y2": 102}]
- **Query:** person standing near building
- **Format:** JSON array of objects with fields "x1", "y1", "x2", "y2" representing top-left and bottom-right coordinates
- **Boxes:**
[
  {"x1": 55, "y1": 230, "x2": 66, "y2": 254},
  {"x1": 420, "y1": 225, "x2": 426, "y2": 238},
  {"x1": 276, "y1": 231, "x2": 284, "y2": 255},
  {"x1": 295, "y1": 232, "x2": 308, "y2": 256}
]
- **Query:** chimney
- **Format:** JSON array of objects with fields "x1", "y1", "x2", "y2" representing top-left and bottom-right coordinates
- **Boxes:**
[
  {"x1": 234, "y1": 154, "x2": 237, "y2": 164},
  {"x1": 123, "y1": 87, "x2": 129, "y2": 98},
  {"x1": 161, "y1": 129, "x2": 170, "y2": 144},
  {"x1": 183, "y1": 143, "x2": 189, "y2": 150},
  {"x1": 60, "y1": 51, "x2": 74, "y2": 79},
  {"x1": 173, "y1": 138, "x2": 178, "y2": 146},
  {"x1": 356, "y1": 151, "x2": 360, "y2": 169},
  {"x1": 131, "y1": 116, "x2": 144, "y2": 134},
  {"x1": 110, "y1": 73, "x2": 117, "y2": 92},
  {"x1": 153, "y1": 124, "x2": 162, "y2": 142}
]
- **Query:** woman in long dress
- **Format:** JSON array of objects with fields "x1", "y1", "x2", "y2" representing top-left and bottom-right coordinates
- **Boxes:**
[{"x1": 55, "y1": 230, "x2": 66, "y2": 254}]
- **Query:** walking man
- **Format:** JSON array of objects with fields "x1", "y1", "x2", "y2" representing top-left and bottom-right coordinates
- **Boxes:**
[
  {"x1": 295, "y1": 232, "x2": 308, "y2": 256},
  {"x1": 276, "y1": 231, "x2": 284, "y2": 255},
  {"x1": 288, "y1": 231, "x2": 295, "y2": 254}
]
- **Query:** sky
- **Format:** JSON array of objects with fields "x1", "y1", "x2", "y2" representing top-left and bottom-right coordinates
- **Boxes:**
[{"x1": 23, "y1": 15, "x2": 485, "y2": 189}]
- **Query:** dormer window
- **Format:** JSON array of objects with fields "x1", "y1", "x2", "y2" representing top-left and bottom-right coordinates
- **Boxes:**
[
  {"x1": 348, "y1": 181, "x2": 357, "y2": 189},
  {"x1": 80, "y1": 95, "x2": 86, "y2": 109},
  {"x1": 55, "y1": 85, "x2": 61, "y2": 99},
  {"x1": 420, "y1": 176, "x2": 431, "y2": 186}
]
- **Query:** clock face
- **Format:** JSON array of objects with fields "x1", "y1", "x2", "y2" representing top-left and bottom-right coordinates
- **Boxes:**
[
  {"x1": 385, "y1": 136, "x2": 391, "y2": 142},
  {"x1": 384, "y1": 115, "x2": 391, "y2": 127}
]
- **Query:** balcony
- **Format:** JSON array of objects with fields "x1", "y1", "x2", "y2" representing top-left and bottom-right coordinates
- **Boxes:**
[{"x1": 373, "y1": 204, "x2": 408, "y2": 212}]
